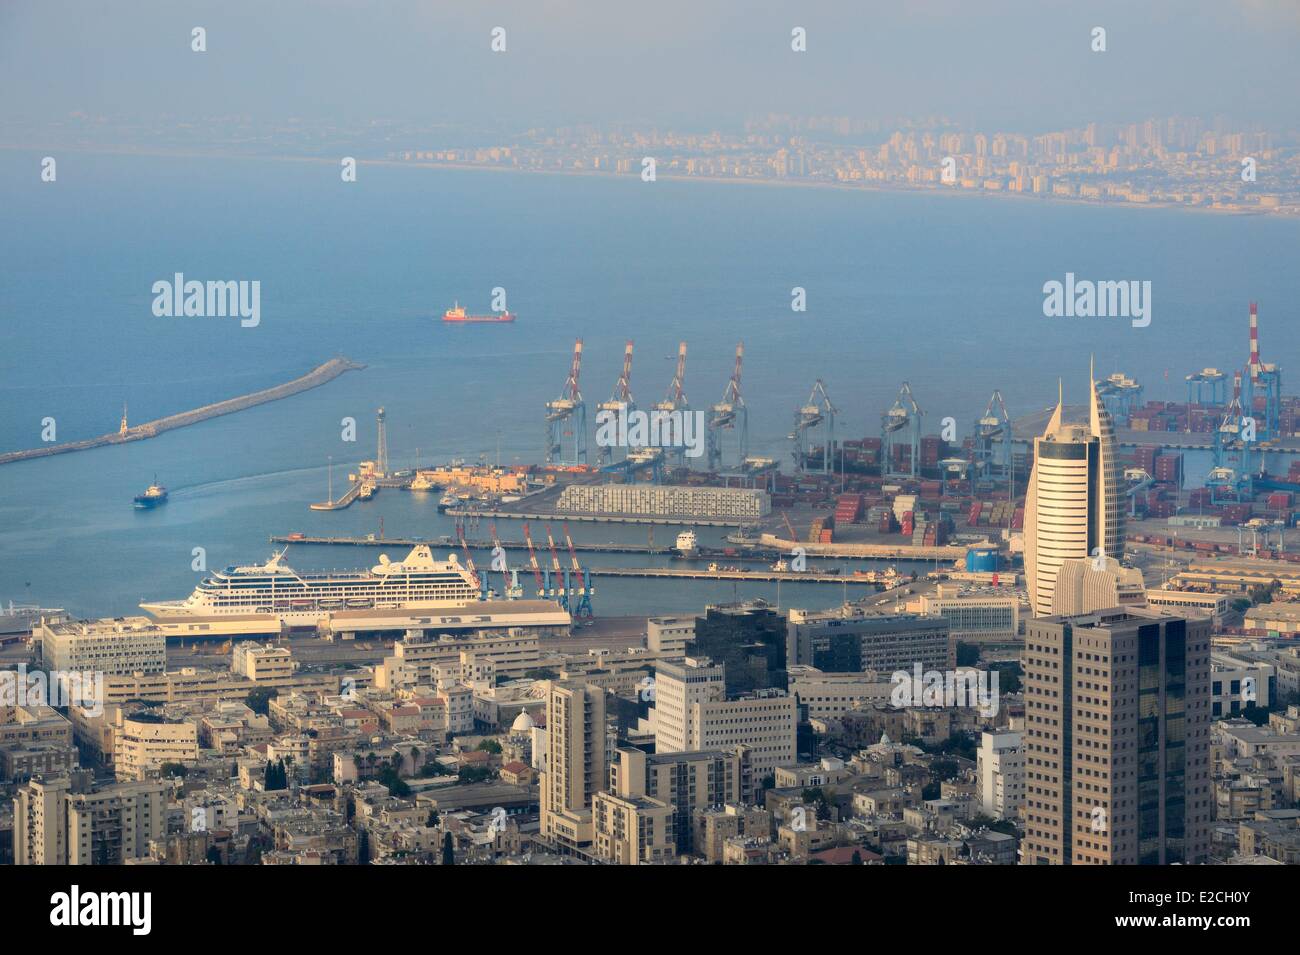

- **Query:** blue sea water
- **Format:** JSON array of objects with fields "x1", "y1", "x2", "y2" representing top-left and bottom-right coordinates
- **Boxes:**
[{"x1": 1, "y1": 151, "x2": 1297, "y2": 617}]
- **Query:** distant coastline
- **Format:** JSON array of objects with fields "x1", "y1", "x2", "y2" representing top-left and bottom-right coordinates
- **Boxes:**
[{"x1": 0, "y1": 143, "x2": 1284, "y2": 220}]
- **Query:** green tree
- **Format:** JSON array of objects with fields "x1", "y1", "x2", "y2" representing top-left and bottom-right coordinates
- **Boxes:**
[
  {"x1": 246, "y1": 686, "x2": 279, "y2": 716},
  {"x1": 477, "y1": 739, "x2": 503, "y2": 755},
  {"x1": 205, "y1": 846, "x2": 223, "y2": 865},
  {"x1": 441, "y1": 831, "x2": 455, "y2": 866}
]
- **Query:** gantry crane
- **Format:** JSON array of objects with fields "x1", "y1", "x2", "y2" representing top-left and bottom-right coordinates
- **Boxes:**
[
  {"x1": 708, "y1": 342, "x2": 748, "y2": 472},
  {"x1": 1210, "y1": 370, "x2": 1256, "y2": 501},
  {"x1": 544, "y1": 524, "x2": 569, "y2": 611},
  {"x1": 521, "y1": 522, "x2": 548, "y2": 598},
  {"x1": 545, "y1": 339, "x2": 587, "y2": 466},
  {"x1": 489, "y1": 522, "x2": 523, "y2": 599},
  {"x1": 562, "y1": 522, "x2": 593, "y2": 618},
  {"x1": 790, "y1": 379, "x2": 837, "y2": 473},
  {"x1": 456, "y1": 528, "x2": 483, "y2": 597},
  {"x1": 598, "y1": 340, "x2": 636, "y2": 466},
  {"x1": 655, "y1": 341, "x2": 690, "y2": 469},
  {"x1": 972, "y1": 390, "x2": 1012, "y2": 482},
  {"x1": 882, "y1": 382, "x2": 923, "y2": 478}
]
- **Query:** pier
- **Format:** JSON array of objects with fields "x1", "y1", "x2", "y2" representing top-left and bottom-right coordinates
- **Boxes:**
[
  {"x1": 586, "y1": 567, "x2": 888, "y2": 584},
  {"x1": 271, "y1": 534, "x2": 676, "y2": 554},
  {"x1": 0, "y1": 357, "x2": 365, "y2": 467},
  {"x1": 445, "y1": 507, "x2": 747, "y2": 527}
]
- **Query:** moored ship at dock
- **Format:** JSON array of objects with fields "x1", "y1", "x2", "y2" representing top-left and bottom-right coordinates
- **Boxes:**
[{"x1": 139, "y1": 545, "x2": 505, "y2": 636}]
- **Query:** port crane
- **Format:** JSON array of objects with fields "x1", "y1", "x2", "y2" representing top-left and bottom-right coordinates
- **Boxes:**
[
  {"x1": 972, "y1": 390, "x2": 1012, "y2": 483},
  {"x1": 521, "y1": 523, "x2": 549, "y2": 598},
  {"x1": 562, "y1": 522, "x2": 594, "y2": 618},
  {"x1": 1185, "y1": 368, "x2": 1227, "y2": 410},
  {"x1": 781, "y1": 511, "x2": 800, "y2": 544},
  {"x1": 456, "y1": 528, "x2": 484, "y2": 597},
  {"x1": 790, "y1": 379, "x2": 837, "y2": 474},
  {"x1": 597, "y1": 340, "x2": 636, "y2": 466},
  {"x1": 545, "y1": 338, "x2": 587, "y2": 466},
  {"x1": 655, "y1": 341, "x2": 691, "y2": 469},
  {"x1": 1210, "y1": 370, "x2": 1256, "y2": 502},
  {"x1": 1093, "y1": 372, "x2": 1143, "y2": 429},
  {"x1": 882, "y1": 382, "x2": 923, "y2": 478},
  {"x1": 489, "y1": 522, "x2": 523, "y2": 599},
  {"x1": 544, "y1": 524, "x2": 571, "y2": 611},
  {"x1": 708, "y1": 342, "x2": 748, "y2": 472}
]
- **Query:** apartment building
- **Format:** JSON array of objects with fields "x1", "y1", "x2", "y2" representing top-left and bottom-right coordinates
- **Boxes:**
[
  {"x1": 38, "y1": 616, "x2": 166, "y2": 676},
  {"x1": 14, "y1": 772, "x2": 166, "y2": 865}
]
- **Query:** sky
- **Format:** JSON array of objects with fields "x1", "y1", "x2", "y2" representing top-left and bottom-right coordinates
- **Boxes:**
[{"x1": 1, "y1": 0, "x2": 1298, "y2": 135}]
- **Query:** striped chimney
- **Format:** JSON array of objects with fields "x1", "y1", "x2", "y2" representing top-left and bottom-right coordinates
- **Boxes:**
[{"x1": 1249, "y1": 301, "x2": 1261, "y2": 382}]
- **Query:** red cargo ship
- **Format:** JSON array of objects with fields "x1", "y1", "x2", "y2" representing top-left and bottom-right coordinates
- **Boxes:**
[{"x1": 442, "y1": 302, "x2": 515, "y2": 323}]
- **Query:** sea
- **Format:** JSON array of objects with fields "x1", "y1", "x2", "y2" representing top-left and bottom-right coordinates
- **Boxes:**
[{"x1": 1, "y1": 150, "x2": 1297, "y2": 618}]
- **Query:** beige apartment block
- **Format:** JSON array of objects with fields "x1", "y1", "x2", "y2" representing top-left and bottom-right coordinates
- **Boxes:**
[
  {"x1": 593, "y1": 791, "x2": 676, "y2": 864},
  {"x1": 14, "y1": 773, "x2": 166, "y2": 865},
  {"x1": 539, "y1": 681, "x2": 609, "y2": 853}
]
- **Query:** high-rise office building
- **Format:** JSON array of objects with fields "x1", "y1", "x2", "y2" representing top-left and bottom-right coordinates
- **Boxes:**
[
  {"x1": 1024, "y1": 367, "x2": 1125, "y2": 617},
  {"x1": 1022, "y1": 608, "x2": 1211, "y2": 865},
  {"x1": 690, "y1": 604, "x2": 788, "y2": 694}
]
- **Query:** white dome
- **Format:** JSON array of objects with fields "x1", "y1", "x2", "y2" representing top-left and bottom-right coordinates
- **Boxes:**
[{"x1": 511, "y1": 711, "x2": 536, "y2": 733}]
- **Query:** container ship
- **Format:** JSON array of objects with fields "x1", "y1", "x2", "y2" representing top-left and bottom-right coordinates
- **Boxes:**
[
  {"x1": 133, "y1": 479, "x2": 169, "y2": 509},
  {"x1": 442, "y1": 301, "x2": 515, "y2": 324}
]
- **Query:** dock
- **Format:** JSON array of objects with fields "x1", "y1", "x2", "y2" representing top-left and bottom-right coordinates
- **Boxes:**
[
  {"x1": 0, "y1": 357, "x2": 365, "y2": 466},
  {"x1": 309, "y1": 480, "x2": 365, "y2": 511},
  {"x1": 586, "y1": 567, "x2": 888, "y2": 584},
  {"x1": 445, "y1": 507, "x2": 747, "y2": 527},
  {"x1": 271, "y1": 534, "x2": 676, "y2": 554}
]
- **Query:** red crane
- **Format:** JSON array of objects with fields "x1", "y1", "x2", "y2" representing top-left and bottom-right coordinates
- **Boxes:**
[
  {"x1": 521, "y1": 522, "x2": 547, "y2": 597},
  {"x1": 456, "y1": 527, "x2": 480, "y2": 591}
]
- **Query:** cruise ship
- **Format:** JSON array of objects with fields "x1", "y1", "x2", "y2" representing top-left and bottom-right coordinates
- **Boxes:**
[{"x1": 140, "y1": 545, "x2": 487, "y2": 634}]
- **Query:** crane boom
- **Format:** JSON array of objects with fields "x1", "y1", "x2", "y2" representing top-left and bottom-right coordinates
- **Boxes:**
[
  {"x1": 489, "y1": 522, "x2": 511, "y2": 596},
  {"x1": 456, "y1": 528, "x2": 480, "y2": 591},
  {"x1": 563, "y1": 522, "x2": 590, "y2": 594},
  {"x1": 522, "y1": 522, "x2": 547, "y2": 595}
]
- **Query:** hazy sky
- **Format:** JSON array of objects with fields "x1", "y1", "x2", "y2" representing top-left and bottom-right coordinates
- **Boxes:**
[{"x1": 3, "y1": 0, "x2": 1299, "y2": 134}]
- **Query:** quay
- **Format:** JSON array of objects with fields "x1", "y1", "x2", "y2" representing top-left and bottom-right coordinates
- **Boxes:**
[
  {"x1": 271, "y1": 534, "x2": 676, "y2": 555},
  {"x1": 446, "y1": 507, "x2": 747, "y2": 527},
  {"x1": 0, "y1": 357, "x2": 365, "y2": 466},
  {"x1": 586, "y1": 567, "x2": 886, "y2": 584}
]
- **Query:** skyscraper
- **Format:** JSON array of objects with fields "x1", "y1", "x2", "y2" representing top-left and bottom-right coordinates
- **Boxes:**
[
  {"x1": 1022, "y1": 608, "x2": 1211, "y2": 865},
  {"x1": 1024, "y1": 364, "x2": 1125, "y2": 617}
]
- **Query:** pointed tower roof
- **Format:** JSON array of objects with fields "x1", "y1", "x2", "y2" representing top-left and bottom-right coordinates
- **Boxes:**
[{"x1": 1045, "y1": 379, "x2": 1063, "y2": 434}]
